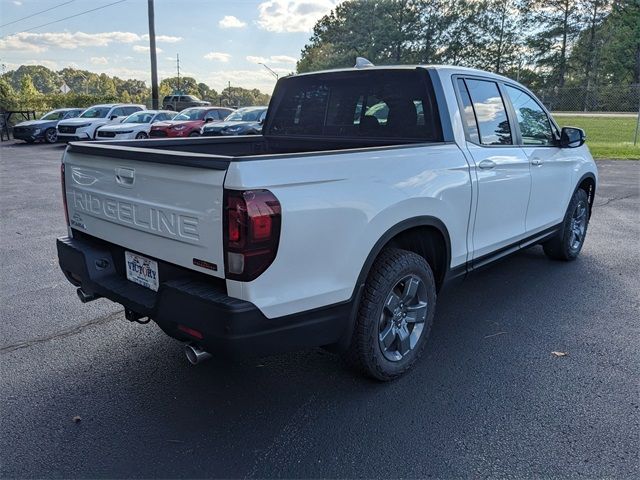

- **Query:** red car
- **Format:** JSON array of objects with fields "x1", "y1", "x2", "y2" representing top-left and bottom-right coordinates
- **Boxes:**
[{"x1": 149, "y1": 107, "x2": 234, "y2": 138}]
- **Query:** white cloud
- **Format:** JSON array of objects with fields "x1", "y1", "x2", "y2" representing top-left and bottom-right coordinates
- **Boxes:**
[
  {"x1": 246, "y1": 55, "x2": 297, "y2": 65},
  {"x1": 218, "y1": 15, "x2": 247, "y2": 28},
  {"x1": 133, "y1": 45, "x2": 162, "y2": 53},
  {"x1": 90, "y1": 57, "x2": 108, "y2": 65},
  {"x1": 257, "y1": 0, "x2": 341, "y2": 33},
  {"x1": 203, "y1": 51, "x2": 231, "y2": 62},
  {"x1": 270, "y1": 54, "x2": 297, "y2": 64},
  {"x1": 141, "y1": 34, "x2": 183, "y2": 43},
  {"x1": 0, "y1": 31, "x2": 142, "y2": 52},
  {"x1": 13, "y1": 1, "x2": 23, "y2": 5}
]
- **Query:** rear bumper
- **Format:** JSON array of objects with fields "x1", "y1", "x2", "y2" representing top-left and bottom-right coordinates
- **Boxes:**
[{"x1": 57, "y1": 235, "x2": 351, "y2": 358}]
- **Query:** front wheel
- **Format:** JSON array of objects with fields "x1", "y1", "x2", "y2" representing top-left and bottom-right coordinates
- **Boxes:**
[
  {"x1": 135, "y1": 131, "x2": 148, "y2": 139},
  {"x1": 543, "y1": 188, "x2": 590, "y2": 261},
  {"x1": 44, "y1": 127, "x2": 58, "y2": 143},
  {"x1": 344, "y1": 248, "x2": 436, "y2": 381}
]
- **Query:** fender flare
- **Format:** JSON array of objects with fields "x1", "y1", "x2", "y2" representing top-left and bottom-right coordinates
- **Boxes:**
[
  {"x1": 574, "y1": 172, "x2": 597, "y2": 216},
  {"x1": 332, "y1": 216, "x2": 452, "y2": 352}
]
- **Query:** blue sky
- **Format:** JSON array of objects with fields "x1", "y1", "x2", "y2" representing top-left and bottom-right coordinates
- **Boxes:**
[{"x1": 0, "y1": 0, "x2": 342, "y2": 93}]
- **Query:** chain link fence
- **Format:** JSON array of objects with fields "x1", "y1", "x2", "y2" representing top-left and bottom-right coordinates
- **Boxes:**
[{"x1": 536, "y1": 84, "x2": 640, "y2": 113}]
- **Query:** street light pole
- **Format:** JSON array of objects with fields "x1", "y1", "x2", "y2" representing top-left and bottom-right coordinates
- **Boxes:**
[
  {"x1": 147, "y1": 0, "x2": 159, "y2": 109},
  {"x1": 259, "y1": 62, "x2": 279, "y2": 80}
]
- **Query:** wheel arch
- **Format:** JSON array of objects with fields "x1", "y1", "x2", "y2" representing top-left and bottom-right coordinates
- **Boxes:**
[
  {"x1": 575, "y1": 172, "x2": 596, "y2": 217},
  {"x1": 333, "y1": 216, "x2": 452, "y2": 352}
]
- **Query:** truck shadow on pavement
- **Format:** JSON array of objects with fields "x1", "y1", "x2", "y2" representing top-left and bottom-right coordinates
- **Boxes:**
[{"x1": 3, "y1": 245, "x2": 635, "y2": 478}]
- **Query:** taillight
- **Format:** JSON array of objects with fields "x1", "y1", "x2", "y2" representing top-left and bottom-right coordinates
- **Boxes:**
[
  {"x1": 61, "y1": 162, "x2": 69, "y2": 226},
  {"x1": 223, "y1": 189, "x2": 281, "y2": 281}
]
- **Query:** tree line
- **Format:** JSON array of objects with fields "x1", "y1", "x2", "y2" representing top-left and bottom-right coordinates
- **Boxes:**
[
  {"x1": 0, "y1": 65, "x2": 271, "y2": 112},
  {"x1": 297, "y1": 0, "x2": 640, "y2": 92}
]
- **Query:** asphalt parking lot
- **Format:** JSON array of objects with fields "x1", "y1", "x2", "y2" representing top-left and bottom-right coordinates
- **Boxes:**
[{"x1": 1, "y1": 140, "x2": 638, "y2": 478}]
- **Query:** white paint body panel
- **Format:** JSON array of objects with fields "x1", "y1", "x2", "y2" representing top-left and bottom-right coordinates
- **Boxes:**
[{"x1": 63, "y1": 150, "x2": 226, "y2": 279}]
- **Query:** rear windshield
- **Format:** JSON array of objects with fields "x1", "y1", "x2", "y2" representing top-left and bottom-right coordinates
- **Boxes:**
[{"x1": 267, "y1": 69, "x2": 442, "y2": 141}]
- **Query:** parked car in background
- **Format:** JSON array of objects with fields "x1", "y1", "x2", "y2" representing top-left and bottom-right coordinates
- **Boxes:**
[
  {"x1": 13, "y1": 108, "x2": 84, "y2": 143},
  {"x1": 57, "y1": 104, "x2": 145, "y2": 141},
  {"x1": 201, "y1": 106, "x2": 267, "y2": 136},
  {"x1": 149, "y1": 107, "x2": 233, "y2": 138},
  {"x1": 162, "y1": 94, "x2": 210, "y2": 111},
  {"x1": 96, "y1": 110, "x2": 177, "y2": 140}
]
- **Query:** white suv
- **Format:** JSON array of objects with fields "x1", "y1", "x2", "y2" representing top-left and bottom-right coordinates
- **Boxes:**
[
  {"x1": 95, "y1": 110, "x2": 177, "y2": 140},
  {"x1": 57, "y1": 104, "x2": 145, "y2": 141}
]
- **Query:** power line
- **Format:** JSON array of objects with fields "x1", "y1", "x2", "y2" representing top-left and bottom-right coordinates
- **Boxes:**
[
  {"x1": 0, "y1": 0, "x2": 76, "y2": 29},
  {"x1": 4, "y1": 0, "x2": 128, "y2": 36}
]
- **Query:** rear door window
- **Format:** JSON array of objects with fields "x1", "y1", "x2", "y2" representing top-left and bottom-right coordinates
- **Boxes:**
[
  {"x1": 267, "y1": 70, "x2": 442, "y2": 141},
  {"x1": 464, "y1": 79, "x2": 512, "y2": 145}
]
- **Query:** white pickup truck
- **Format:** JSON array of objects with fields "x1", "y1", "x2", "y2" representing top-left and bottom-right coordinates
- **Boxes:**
[{"x1": 57, "y1": 65, "x2": 597, "y2": 380}]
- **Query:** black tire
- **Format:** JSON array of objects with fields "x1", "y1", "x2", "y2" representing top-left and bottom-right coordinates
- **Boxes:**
[
  {"x1": 44, "y1": 127, "x2": 57, "y2": 144},
  {"x1": 189, "y1": 131, "x2": 200, "y2": 137},
  {"x1": 543, "y1": 188, "x2": 590, "y2": 261},
  {"x1": 135, "y1": 131, "x2": 148, "y2": 139},
  {"x1": 344, "y1": 248, "x2": 437, "y2": 381},
  {"x1": 165, "y1": 105, "x2": 174, "y2": 111}
]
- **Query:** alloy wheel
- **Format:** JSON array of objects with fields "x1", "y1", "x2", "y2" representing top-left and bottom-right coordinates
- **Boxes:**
[
  {"x1": 378, "y1": 274, "x2": 429, "y2": 362},
  {"x1": 569, "y1": 200, "x2": 588, "y2": 251}
]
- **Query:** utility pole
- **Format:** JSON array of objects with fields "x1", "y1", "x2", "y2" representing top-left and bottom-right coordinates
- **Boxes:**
[
  {"x1": 177, "y1": 54, "x2": 181, "y2": 94},
  {"x1": 147, "y1": 0, "x2": 159, "y2": 109}
]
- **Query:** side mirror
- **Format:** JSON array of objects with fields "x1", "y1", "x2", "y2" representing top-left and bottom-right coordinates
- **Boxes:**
[
  {"x1": 110, "y1": 115, "x2": 118, "y2": 120},
  {"x1": 560, "y1": 126, "x2": 586, "y2": 148},
  {"x1": 259, "y1": 118, "x2": 265, "y2": 125},
  {"x1": 205, "y1": 117, "x2": 214, "y2": 123}
]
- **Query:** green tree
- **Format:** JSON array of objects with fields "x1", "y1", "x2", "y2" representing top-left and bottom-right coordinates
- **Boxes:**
[
  {"x1": 160, "y1": 76, "x2": 198, "y2": 95},
  {"x1": 297, "y1": 0, "x2": 423, "y2": 73},
  {"x1": 19, "y1": 74, "x2": 43, "y2": 109},
  {"x1": 0, "y1": 77, "x2": 17, "y2": 110},
  {"x1": 523, "y1": 0, "x2": 584, "y2": 87}
]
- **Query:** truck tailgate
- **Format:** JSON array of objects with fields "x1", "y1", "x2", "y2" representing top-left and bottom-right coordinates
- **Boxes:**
[{"x1": 63, "y1": 148, "x2": 226, "y2": 279}]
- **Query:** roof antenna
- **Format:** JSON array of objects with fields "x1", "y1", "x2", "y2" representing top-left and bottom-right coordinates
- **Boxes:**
[{"x1": 354, "y1": 57, "x2": 374, "y2": 69}]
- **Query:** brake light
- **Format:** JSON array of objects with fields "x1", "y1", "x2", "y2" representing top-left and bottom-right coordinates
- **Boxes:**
[
  {"x1": 223, "y1": 189, "x2": 281, "y2": 281},
  {"x1": 61, "y1": 162, "x2": 69, "y2": 226}
]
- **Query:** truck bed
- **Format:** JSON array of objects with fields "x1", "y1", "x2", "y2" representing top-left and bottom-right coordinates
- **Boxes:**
[{"x1": 67, "y1": 135, "x2": 436, "y2": 170}]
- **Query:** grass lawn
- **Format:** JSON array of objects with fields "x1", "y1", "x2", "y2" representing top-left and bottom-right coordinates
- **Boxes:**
[{"x1": 552, "y1": 114, "x2": 640, "y2": 160}]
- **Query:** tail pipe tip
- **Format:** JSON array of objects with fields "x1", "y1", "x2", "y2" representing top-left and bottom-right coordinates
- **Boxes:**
[{"x1": 185, "y1": 343, "x2": 212, "y2": 365}]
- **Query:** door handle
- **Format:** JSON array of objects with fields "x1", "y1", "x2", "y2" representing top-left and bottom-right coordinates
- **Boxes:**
[
  {"x1": 531, "y1": 158, "x2": 544, "y2": 166},
  {"x1": 115, "y1": 167, "x2": 135, "y2": 186},
  {"x1": 478, "y1": 159, "x2": 496, "y2": 170}
]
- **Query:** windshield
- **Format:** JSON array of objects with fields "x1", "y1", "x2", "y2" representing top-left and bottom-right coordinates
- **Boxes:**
[
  {"x1": 123, "y1": 112, "x2": 155, "y2": 124},
  {"x1": 40, "y1": 110, "x2": 66, "y2": 121},
  {"x1": 80, "y1": 107, "x2": 110, "y2": 119},
  {"x1": 225, "y1": 108, "x2": 266, "y2": 122},
  {"x1": 174, "y1": 108, "x2": 206, "y2": 121}
]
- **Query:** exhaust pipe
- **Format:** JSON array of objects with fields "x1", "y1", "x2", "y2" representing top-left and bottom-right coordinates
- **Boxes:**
[
  {"x1": 185, "y1": 343, "x2": 212, "y2": 365},
  {"x1": 77, "y1": 288, "x2": 100, "y2": 303}
]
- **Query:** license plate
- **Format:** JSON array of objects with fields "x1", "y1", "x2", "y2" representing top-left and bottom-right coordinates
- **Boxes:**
[{"x1": 125, "y1": 251, "x2": 159, "y2": 291}]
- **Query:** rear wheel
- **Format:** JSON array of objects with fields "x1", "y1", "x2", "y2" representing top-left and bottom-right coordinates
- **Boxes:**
[
  {"x1": 44, "y1": 127, "x2": 58, "y2": 143},
  {"x1": 344, "y1": 248, "x2": 436, "y2": 381},
  {"x1": 135, "y1": 131, "x2": 148, "y2": 139},
  {"x1": 543, "y1": 188, "x2": 590, "y2": 261},
  {"x1": 189, "y1": 131, "x2": 200, "y2": 137}
]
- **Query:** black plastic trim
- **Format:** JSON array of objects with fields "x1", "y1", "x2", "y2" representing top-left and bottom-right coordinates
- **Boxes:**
[
  {"x1": 57, "y1": 235, "x2": 351, "y2": 358},
  {"x1": 470, "y1": 223, "x2": 561, "y2": 271}
]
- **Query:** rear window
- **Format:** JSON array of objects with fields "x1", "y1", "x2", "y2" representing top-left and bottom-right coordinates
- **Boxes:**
[{"x1": 267, "y1": 70, "x2": 442, "y2": 141}]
